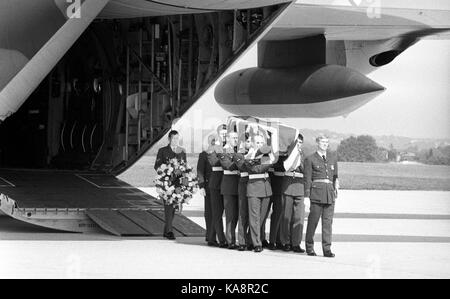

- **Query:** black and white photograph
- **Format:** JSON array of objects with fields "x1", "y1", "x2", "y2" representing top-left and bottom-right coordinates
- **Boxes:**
[{"x1": 0, "y1": 0, "x2": 449, "y2": 283}]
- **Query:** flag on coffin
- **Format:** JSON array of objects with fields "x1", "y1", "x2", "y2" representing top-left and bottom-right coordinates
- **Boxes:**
[{"x1": 226, "y1": 116, "x2": 299, "y2": 155}]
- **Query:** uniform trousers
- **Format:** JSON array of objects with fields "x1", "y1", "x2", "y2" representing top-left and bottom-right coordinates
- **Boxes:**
[
  {"x1": 248, "y1": 196, "x2": 271, "y2": 247},
  {"x1": 305, "y1": 202, "x2": 335, "y2": 253},
  {"x1": 209, "y1": 188, "x2": 227, "y2": 244},
  {"x1": 280, "y1": 195, "x2": 305, "y2": 247}
]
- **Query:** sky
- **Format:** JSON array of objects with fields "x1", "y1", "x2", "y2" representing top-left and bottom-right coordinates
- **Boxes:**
[{"x1": 175, "y1": 39, "x2": 450, "y2": 141}]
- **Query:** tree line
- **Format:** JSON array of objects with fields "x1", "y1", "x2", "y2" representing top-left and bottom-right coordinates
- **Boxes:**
[{"x1": 334, "y1": 135, "x2": 450, "y2": 165}]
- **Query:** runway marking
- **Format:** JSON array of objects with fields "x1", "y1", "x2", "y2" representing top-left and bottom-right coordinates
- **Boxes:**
[
  {"x1": 0, "y1": 177, "x2": 15, "y2": 187},
  {"x1": 182, "y1": 210, "x2": 450, "y2": 220},
  {"x1": 316, "y1": 234, "x2": 450, "y2": 243},
  {"x1": 75, "y1": 174, "x2": 133, "y2": 189},
  {"x1": 326, "y1": 212, "x2": 450, "y2": 220}
]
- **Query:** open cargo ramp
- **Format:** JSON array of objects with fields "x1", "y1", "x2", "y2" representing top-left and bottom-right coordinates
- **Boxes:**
[{"x1": 0, "y1": 169, "x2": 205, "y2": 237}]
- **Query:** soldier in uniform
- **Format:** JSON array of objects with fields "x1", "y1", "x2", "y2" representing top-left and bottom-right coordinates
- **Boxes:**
[
  {"x1": 218, "y1": 124, "x2": 228, "y2": 147},
  {"x1": 280, "y1": 134, "x2": 306, "y2": 253},
  {"x1": 234, "y1": 133, "x2": 253, "y2": 251},
  {"x1": 197, "y1": 134, "x2": 216, "y2": 246},
  {"x1": 206, "y1": 125, "x2": 228, "y2": 248},
  {"x1": 219, "y1": 131, "x2": 240, "y2": 249},
  {"x1": 154, "y1": 130, "x2": 187, "y2": 240},
  {"x1": 304, "y1": 134, "x2": 339, "y2": 258},
  {"x1": 265, "y1": 154, "x2": 286, "y2": 250},
  {"x1": 245, "y1": 134, "x2": 275, "y2": 253}
]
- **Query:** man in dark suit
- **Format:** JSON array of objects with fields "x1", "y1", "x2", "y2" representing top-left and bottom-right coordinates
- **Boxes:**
[
  {"x1": 304, "y1": 134, "x2": 339, "y2": 258},
  {"x1": 197, "y1": 134, "x2": 215, "y2": 246},
  {"x1": 154, "y1": 130, "x2": 187, "y2": 240},
  {"x1": 219, "y1": 131, "x2": 240, "y2": 249},
  {"x1": 280, "y1": 134, "x2": 306, "y2": 253},
  {"x1": 245, "y1": 135, "x2": 275, "y2": 253}
]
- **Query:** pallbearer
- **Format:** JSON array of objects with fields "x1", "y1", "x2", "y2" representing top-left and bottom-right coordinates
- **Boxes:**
[
  {"x1": 245, "y1": 134, "x2": 275, "y2": 253},
  {"x1": 219, "y1": 131, "x2": 240, "y2": 249},
  {"x1": 260, "y1": 167, "x2": 273, "y2": 248},
  {"x1": 206, "y1": 125, "x2": 228, "y2": 248},
  {"x1": 304, "y1": 134, "x2": 339, "y2": 258},
  {"x1": 266, "y1": 154, "x2": 286, "y2": 251},
  {"x1": 280, "y1": 134, "x2": 306, "y2": 253},
  {"x1": 218, "y1": 124, "x2": 228, "y2": 147},
  {"x1": 234, "y1": 133, "x2": 253, "y2": 251},
  {"x1": 197, "y1": 134, "x2": 216, "y2": 246}
]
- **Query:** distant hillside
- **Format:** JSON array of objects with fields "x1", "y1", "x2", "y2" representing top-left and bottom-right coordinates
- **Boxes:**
[
  {"x1": 298, "y1": 128, "x2": 450, "y2": 152},
  {"x1": 144, "y1": 127, "x2": 450, "y2": 156},
  {"x1": 375, "y1": 135, "x2": 450, "y2": 151}
]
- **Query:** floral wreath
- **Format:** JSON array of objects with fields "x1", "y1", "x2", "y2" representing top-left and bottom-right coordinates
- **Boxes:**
[{"x1": 154, "y1": 158, "x2": 199, "y2": 210}]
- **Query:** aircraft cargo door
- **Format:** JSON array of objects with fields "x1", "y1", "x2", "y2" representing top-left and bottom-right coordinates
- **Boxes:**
[{"x1": 0, "y1": 169, "x2": 205, "y2": 237}]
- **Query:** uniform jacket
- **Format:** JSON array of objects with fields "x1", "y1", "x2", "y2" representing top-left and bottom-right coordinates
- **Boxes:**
[
  {"x1": 219, "y1": 152, "x2": 239, "y2": 196},
  {"x1": 197, "y1": 151, "x2": 212, "y2": 190},
  {"x1": 207, "y1": 152, "x2": 223, "y2": 191},
  {"x1": 245, "y1": 158, "x2": 273, "y2": 198},
  {"x1": 270, "y1": 155, "x2": 286, "y2": 196},
  {"x1": 154, "y1": 145, "x2": 186, "y2": 170},
  {"x1": 234, "y1": 153, "x2": 249, "y2": 198},
  {"x1": 304, "y1": 152, "x2": 338, "y2": 204},
  {"x1": 234, "y1": 153, "x2": 247, "y2": 174},
  {"x1": 282, "y1": 157, "x2": 305, "y2": 197}
]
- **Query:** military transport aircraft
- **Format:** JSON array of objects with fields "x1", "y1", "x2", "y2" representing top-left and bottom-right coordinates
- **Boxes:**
[{"x1": 0, "y1": 0, "x2": 448, "y2": 236}]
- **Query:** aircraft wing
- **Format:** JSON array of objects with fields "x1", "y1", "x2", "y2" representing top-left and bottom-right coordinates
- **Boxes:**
[
  {"x1": 98, "y1": 0, "x2": 292, "y2": 18},
  {"x1": 268, "y1": 0, "x2": 450, "y2": 41},
  {"x1": 214, "y1": 0, "x2": 450, "y2": 117},
  {"x1": 258, "y1": 0, "x2": 450, "y2": 74}
]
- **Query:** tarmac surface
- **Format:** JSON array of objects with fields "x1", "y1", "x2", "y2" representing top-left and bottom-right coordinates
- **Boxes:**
[{"x1": 0, "y1": 190, "x2": 449, "y2": 279}]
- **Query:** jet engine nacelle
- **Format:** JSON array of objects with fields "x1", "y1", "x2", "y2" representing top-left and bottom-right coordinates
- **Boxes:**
[{"x1": 214, "y1": 64, "x2": 385, "y2": 118}]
